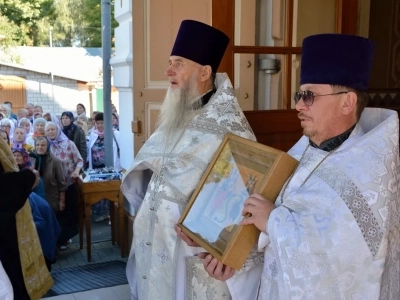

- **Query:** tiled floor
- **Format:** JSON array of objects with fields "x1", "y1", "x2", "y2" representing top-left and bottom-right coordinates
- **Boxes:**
[
  {"x1": 42, "y1": 284, "x2": 130, "y2": 300},
  {"x1": 41, "y1": 219, "x2": 131, "y2": 299}
]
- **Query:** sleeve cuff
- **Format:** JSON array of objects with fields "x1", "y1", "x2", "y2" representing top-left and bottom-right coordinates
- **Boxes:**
[{"x1": 258, "y1": 230, "x2": 270, "y2": 251}]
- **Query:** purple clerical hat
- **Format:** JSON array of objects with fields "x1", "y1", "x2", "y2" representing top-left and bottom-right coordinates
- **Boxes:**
[
  {"x1": 170, "y1": 20, "x2": 230, "y2": 73},
  {"x1": 300, "y1": 34, "x2": 375, "y2": 91}
]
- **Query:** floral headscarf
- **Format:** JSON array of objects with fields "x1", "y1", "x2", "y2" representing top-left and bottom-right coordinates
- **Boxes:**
[{"x1": 12, "y1": 148, "x2": 32, "y2": 170}]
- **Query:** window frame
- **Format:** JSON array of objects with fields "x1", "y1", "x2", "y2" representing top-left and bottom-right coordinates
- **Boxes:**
[{"x1": 212, "y1": 0, "x2": 359, "y2": 109}]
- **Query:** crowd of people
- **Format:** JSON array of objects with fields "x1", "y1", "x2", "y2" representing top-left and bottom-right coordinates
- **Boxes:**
[
  {"x1": 0, "y1": 101, "x2": 121, "y2": 299},
  {"x1": 1, "y1": 19, "x2": 400, "y2": 300}
]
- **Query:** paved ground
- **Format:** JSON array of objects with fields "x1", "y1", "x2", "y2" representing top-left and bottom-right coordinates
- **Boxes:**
[
  {"x1": 53, "y1": 216, "x2": 128, "y2": 269},
  {"x1": 41, "y1": 218, "x2": 130, "y2": 299},
  {"x1": 52, "y1": 241, "x2": 128, "y2": 270}
]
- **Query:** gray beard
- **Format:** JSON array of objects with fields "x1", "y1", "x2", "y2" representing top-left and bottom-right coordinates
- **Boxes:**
[{"x1": 157, "y1": 77, "x2": 203, "y2": 147}]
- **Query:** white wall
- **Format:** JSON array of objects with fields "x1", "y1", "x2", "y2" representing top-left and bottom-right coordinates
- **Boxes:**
[
  {"x1": 110, "y1": 0, "x2": 134, "y2": 170},
  {"x1": 0, "y1": 65, "x2": 91, "y2": 116}
]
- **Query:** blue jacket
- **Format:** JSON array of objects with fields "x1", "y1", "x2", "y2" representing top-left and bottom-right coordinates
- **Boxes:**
[{"x1": 29, "y1": 193, "x2": 61, "y2": 262}]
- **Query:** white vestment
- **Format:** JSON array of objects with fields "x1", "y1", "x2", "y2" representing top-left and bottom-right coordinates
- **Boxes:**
[
  {"x1": 122, "y1": 73, "x2": 263, "y2": 300},
  {"x1": 0, "y1": 261, "x2": 13, "y2": 300},
  {"x1": 258, "y1": 108, "x2": 400, "y2": 300}
]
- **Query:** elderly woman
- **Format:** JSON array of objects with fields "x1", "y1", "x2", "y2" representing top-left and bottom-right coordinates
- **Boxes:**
[
  {"x1": 13, "y1": 147, "x2": 61, "y2": 270},
  {"x1": 33, "y1": 136, "x2": 67, "y2": 211},
  {"x1": 11, "y1": 127, "x2": 34, "y2": 152},
  {"x1": 26, "y1": 117, "x2": 46, "y2": 146},
  {"x1": 18, "y1": 118, "x2": 33, "y2": 137},
  {"x1": 43, "y1": 112, "x2": 59, "y2": 125},
  {"x1": 13, "y1": 147, "x2": 45, "y2": 199},
  {"x1": 45, "y1": 122, "x2": 83, "y2": 249},
  {"x1": 61, "y1": 111, "x2": 87, "y2": 163},
  {"x1": 0, "y1": 104, "x2": 11, "y2": 120},
  {"x1": 0, "y1": 118, "x2": 15, "y2": 141}
]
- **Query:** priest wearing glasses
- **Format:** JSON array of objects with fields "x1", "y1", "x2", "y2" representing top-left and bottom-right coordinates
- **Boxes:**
[{"x1": 205, "y1": 34, "x2": 400, "y2": 299}]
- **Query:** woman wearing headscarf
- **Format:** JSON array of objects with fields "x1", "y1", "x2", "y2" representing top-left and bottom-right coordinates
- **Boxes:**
[
  {"x1": 18, "y1": 117, "x2": 33, "y2": 137},
  {"x1": 33, "y1": 136, "x2": 67, "y2": 211},
  {"x1": 0, "y1": 104, "x2": 11, "y2": 120},
  {"x1": 43, "y1": 112, "x2": 59, "y2": 125},
  {"x1": 61, "y1": 111, "x2": 87, "y2": 163},
  {"x1": 0, "y1": 135, "x2": 53, "y2": 299},
  {"x1": 45, "y1": 122, "x2": 83, "y2": 249},
  {"x1": 76, "y1": 103, "x2": 87, "y2": 121},
  {"x1": 33, "y1": 112, "x2": 43, "y2": 120},
  {"x1": 26, "y1": 117, "x2": 46, "y2": 147},
  {"x1": 13, "y1": 147, "x2": 46, "y2": 199},
  {"x1": 0, "y1": 118, "x2": 15, "y2": 141},
  {"x1": 13, "y1": 147, "x2": 61, "y2": 271},
  {"x1": 11, "y1": 126, "x2": 34, "y2": 152}
]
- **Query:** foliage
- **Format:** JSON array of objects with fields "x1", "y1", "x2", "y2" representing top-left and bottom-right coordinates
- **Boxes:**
[
  {"x1": 0, "y1": 0, "x2": 117, "y2": 47},
  {"x1": 0, "y1": 14, "x2": 23, "y2": 62},
  {"x1": 0, "y1": 0, "x2": 56, "y2": 45}
]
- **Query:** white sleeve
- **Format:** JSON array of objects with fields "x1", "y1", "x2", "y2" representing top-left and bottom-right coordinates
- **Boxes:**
[{"x1": 0, "y1": 260, "x2": 13, "y2": 300}]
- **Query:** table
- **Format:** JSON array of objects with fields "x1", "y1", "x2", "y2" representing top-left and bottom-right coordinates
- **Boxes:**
[{"x1": 77, "y1": 176, "x2": 127, "y2": 261}]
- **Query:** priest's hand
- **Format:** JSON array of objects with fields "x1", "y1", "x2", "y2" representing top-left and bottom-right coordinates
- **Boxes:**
[
  {"x1": 198, "y1": 252, "x2": 235, "y2": 281},
  {"x1": 174, "y1": 225, "x2": 200, "y2": 247},
  {"x1": 240, "y1": 193, "x2": 275, "y2": 233}
]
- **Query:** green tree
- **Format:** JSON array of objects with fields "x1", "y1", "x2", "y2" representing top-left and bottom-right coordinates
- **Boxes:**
[
  {"x1": 0, "y1": 0, "x2": 116, "y2": 47},
  {"x1": 0, "y1": 0, "x2": 56, "y2": 45},
  {"x1": 50, "y1": 0, "x2": 117, "y2": 47},
  {"x1": 75, "y1": 0, "x2": 117, "y2": 47},
  {"x1": 0, "y1": 14, "x2": 24, "y2": 62}
]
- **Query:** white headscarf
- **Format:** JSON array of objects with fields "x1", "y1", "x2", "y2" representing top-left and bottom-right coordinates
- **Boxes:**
[
  {"x1": 0, "y1": 118, "x2": 15, "y2": 140},
  {"x1": 18, "y1": 117, "x2": 33, "y2": 136}
]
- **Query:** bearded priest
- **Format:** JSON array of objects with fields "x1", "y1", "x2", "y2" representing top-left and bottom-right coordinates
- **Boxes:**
[{"x1": 121, "y1": 20, "x2": 262, "y2": 300}]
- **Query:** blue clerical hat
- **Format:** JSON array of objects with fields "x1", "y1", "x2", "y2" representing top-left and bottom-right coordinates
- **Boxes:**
[
  {"x1": 170, "y1": 20, "x2": 230, "y2": 73},
  {"x1": 300, "y1": 34, "x2": 375, "y2": 91}
]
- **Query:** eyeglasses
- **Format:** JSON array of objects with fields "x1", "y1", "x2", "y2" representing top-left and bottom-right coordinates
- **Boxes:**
[
  {"x1": 0, "y1": 125, "x2": 10, "y2": 129},
  {"x1": 294, "y1": 90, "x2": 348, "y2": 106}
]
